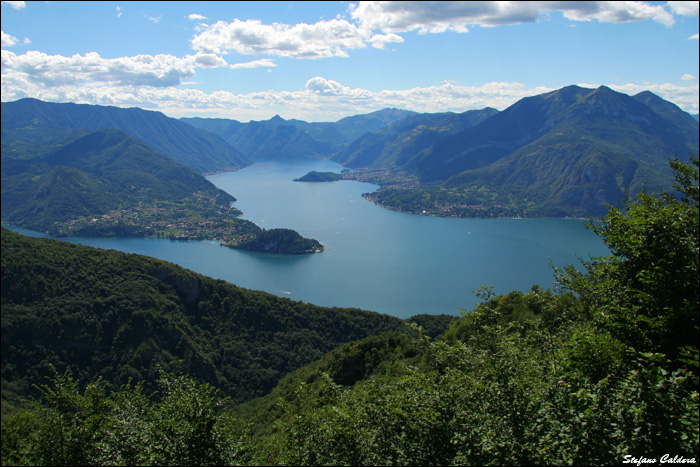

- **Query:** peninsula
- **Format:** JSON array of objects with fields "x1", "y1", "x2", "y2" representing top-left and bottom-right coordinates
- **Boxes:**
[{"x1": 0, "y1": 127, "x2": 324, "y2": 255}]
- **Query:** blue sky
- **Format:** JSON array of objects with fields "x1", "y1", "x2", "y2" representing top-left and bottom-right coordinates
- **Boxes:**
[{"x1": 1, "y1": 1, "x2": 698, "y2": 122}]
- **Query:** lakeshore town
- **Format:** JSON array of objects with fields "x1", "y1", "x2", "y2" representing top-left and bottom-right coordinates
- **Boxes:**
[{"x1": 51, "y1": 194, "x2": 260, "y2": 245}]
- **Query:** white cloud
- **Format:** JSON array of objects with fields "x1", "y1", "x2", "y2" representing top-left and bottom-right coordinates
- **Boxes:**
[
  {"x1": 681, "y1": 73, "x2": 697, "y2": 80},
  {"x1": 1, "y1": 31, "x2": 29, "y2": 47},
  {"x1": 192, "y1": 53, "x2": 228, "y2": 68},
  {"x1": 188, "y1": 14, "x2": 207, "y2": 21},
  {"x1": 369, "y1": 32, "x2": 404, "y2": 49},
  {"x1": 1, "y1": 30, "x2": 18, "y2": 47},
  {"x1": 580, "y1": 81, "x2": 700, "y2": 114},
  {"x1": 350, "y1": 1, "x2": 676, "y2": 33},
  {"x1": 8, "y1": 71, "x2": 695, "y2": 122},
  {"x1": 306, "y1": 76, "x2": 353, "y2": 96},
  {"x1": 191, "y1": 18, "x2": 379, "y2": 59},
  {"x1": 146, "y1": 14, "x2": 162, "y2": 24},
  {"x1": 667, "y1": 1, "x2": 699, "y2": 16},
  {"x1": 229, "y1": 59, "x2": 276, "y2": 69},
  {"x1": 116, "y1": 6, "x2": 122, "y2": 18},
  {"x1": 560, "y1": 2, "x2": 675, "y2": 26},
  {"x1": 185, "y1": 2, "x2": 682, "y2": 63},
  {"x1": 1, "y1": 1, "x2": 25, "y2": 10},
  {"x1": 1, "y1": 50, "x2": 229, "y2": 88},
  {"x1": 688, "y1": 33, "x2": 699, "y2": 40}
]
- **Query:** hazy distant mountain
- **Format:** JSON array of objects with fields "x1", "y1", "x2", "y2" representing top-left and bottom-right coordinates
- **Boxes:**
[
  {"x1": 334, "y1": 108, "x2": 499, "y2": 169},
  {"x1": 182, "y1": 108, "x2": 417, "y2": 161},
  {"x1": 225, "y1": 119, "x2": 336, "y2": 160},
  {"x1": 1, "y1": 98, "x2": 248, "y2": 173},
  {"x1": 354, "y1": 86, "x2": 698, "y2": 217}
]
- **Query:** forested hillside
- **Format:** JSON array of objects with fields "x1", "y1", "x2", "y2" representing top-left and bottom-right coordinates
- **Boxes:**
[
  {"x1": 1, "y1": 127, "x2": 323, "y2": 254},
  {"x1": 2, "y1": 157, "x2": 697, "y2": 465},
  {"x1": 0, "y1": 228, "x2": 413, "y2": 405},
  {"x1": 342, "y1": 86, "x2": 700, "y2": 218}
]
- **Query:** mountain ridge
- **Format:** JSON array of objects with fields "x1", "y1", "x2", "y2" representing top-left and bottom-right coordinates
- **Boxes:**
[
  {"x1": 1, "y1": 128, "x2": 323, "y2": 253},
  {"x1": 3, "y1": 87, "x2": 697, "y2": 218},
  {"x1": 1, "y1": 98, "x2": 249, "y2": 173},
  {"x1": 350, "y1": 85, "x2": 698, "y2": 217},
  {"x1": 182, "y1": 107, "x2": 418, "y2": 161}
]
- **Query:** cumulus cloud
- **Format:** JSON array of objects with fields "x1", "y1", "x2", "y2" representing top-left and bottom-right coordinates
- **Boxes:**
[
  {"x1": 667, "y1": 1, "x2": 699, "y2": 16},
  {"x1": 1, "y1": 50, "x2": 229, "y2": 88},
  {"x1": 688, "y1": 33, "x2": 699, "y2": 40},
  {"x1": 306, "y1": 76, "x2": 351, "y2": 95},
  {"x1": 187, "y1": 2, "x2": 682, "y2": 63},
  {"x1": 1, "y1": 30, "x2": 18, "y2": 47},
  {"x1": 350, "y1": 1, "x2": 676, "y2": 33},
  {"x1": 190, "y1": 18, "x2": 374, "y2": 59},
  {"x1": 681, "y1": 73, "x2": 697, "y2": 80},
  {"x1": 229, "y1": 59, "x2": 276, "y2": 69},
  {"x1": 369, "y1": 32, "x2": 404, "y2": 49},
  {"x1": 116, "y1": 6, "x2": 122, "y2": 18},
  {"x1": 2, "y1": 72, "x2": 698, "y2": 121},
  {"x1": 193, "y1": 53, "x2": 227, "y2": 68},
  {"x1": 2, "y1": 72, "x2": 560, "y2": 121},
  {"x1": 1, "y1": 1, "x2": 25, "y2": 10},
  {"x1": 188, "y1": 13, "x2": 207, "y2": 20}
]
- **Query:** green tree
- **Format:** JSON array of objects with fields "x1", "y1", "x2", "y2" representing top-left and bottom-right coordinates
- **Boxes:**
[
  {"x1": 1, "y1": 369, "x2": 251, "y2": 466},
  {"x1": 556, "y1": 156, "x2": 699, "y2": 360}
]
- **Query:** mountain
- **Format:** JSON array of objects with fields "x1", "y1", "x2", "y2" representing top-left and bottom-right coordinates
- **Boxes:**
[
  {"x1": 334, "y1": 108, "x2": 499, "y2": 169},
  {"x1": 182, "y1": 108, "x2": 417, "y2": 161},
  {"x1": 1, "y1": 128, "x2": 235, "y2": 233},
  {"x1": 356, "y1": 86, "x2": 699, "y2": 217},
  {"x1": 0, "y1": 228, "x2": 411, "y2": 404},
  {"x1": 227, "y1": 119, "x2": 336, "y2": 160},
  {"x1": 1, "y1": 98, "x2": 249, "y2": 173},
  {"x1": 1, "y1": 128, "x2": 323, "y2": 253},
  {"x1": 323, "y1": 108, "x2": 420, "y2": 144},
  {"x1": 632, "y1": 90, "x2": 700, "y2": 135}
]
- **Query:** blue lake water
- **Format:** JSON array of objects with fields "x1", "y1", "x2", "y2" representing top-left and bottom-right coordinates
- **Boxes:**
[{"x1": 7, "y1": 160, "x2": 610, "y2": 319}]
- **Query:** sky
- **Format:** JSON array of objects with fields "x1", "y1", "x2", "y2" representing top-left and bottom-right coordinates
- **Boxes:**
[{"x1": 1, "y1": 1, "x2": 698, "y2": 122}]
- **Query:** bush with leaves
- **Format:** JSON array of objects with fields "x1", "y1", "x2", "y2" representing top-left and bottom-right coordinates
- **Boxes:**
[
  {"x1": 556, "y1": 156, "x2": 699, "y2": 360},
  {"x1": 1, "y1": 368, "x2": 251, "y2": 466}
]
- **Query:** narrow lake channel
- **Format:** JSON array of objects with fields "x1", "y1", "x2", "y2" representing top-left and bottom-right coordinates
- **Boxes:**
[{"x1": 7, "y1": 160, "x2": 610, "y2": 319}]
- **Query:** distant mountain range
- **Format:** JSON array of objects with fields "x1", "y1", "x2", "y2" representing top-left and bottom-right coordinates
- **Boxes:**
[
  {"x1": 1, "y1": 98, "x2": 248, "y2": 173},
  {"x1": 181, "y1": 108, "x2": 417, "y2": 161},
  {"x1": 336, "y1": 86, "x2": 698, "y2": 217},
  {"x1": 333, "y1": 108, "x2": 499, "y2": 169},
  {"x1": 2, "y1": 85, "x2": 697, "y2": 219}
]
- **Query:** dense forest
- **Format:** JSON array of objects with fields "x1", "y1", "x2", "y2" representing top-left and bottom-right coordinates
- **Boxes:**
[
  {"x1": 1, "y1": 157, "x2": 698, "y2": 465},
  {"x1": 0, "y1": 228, "x2": 420, "y2": 405}
]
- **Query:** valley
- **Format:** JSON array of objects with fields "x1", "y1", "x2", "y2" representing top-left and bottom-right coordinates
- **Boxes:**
[
  {"x1": 1, "y1": 86, "x2": 698, "y2": 465},
  {"x1": 2, "y1": 2, "x2": 698, "y2": 464}
]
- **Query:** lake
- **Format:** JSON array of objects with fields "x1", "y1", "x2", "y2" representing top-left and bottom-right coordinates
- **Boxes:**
[{"x1": 7, "y1": 160, "x2": 610, "y2": 319}]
